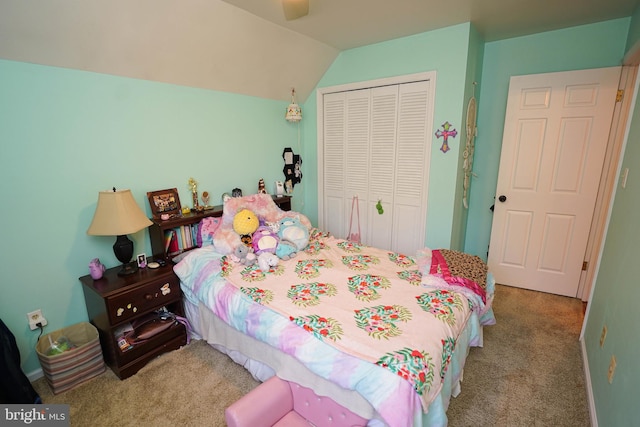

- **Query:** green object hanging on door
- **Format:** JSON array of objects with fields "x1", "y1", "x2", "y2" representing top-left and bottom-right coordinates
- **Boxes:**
[{"x1": 376, "y1": 200, "x2": 384, "y2": 214}]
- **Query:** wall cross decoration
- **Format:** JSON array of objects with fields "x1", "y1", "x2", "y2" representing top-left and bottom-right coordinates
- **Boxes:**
[{"x1": 435, "y1": 121, "x2": 458, "y2": 153}]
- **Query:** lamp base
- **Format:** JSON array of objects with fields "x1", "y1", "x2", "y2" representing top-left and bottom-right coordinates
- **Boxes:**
[
  {"x1": 113, "y1": 235, "x2": 136, "y2": 276},
  {"x1": 118, "y1": 262, "x2": 138, "y2": 276}
]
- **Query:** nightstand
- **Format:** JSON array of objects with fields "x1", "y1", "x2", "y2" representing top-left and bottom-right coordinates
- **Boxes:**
[{"x1": 79, "y1": 262, "x2": 187, "y2": 379}]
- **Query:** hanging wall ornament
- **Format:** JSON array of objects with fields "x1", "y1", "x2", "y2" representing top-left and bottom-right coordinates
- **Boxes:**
[
  {"x1": 282, "y1": 147, "x2": 303, "y2": 192},
  {"x1": 463, "y1": 84, "x2": 478, "y2": 209},
  {"x1": 435, "y1": 121, "x2": 458, "y2": 153}
]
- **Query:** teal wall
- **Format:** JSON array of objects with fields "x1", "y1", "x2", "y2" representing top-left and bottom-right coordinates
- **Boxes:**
[
  {"x1": 463, "y1": 18, "x2": 630, "y2": 259},
  {"x1": 304, "y1": 23, "x2": 476, "y2": 250},
  {"x1": 0, "y1": 60, "x2": 299, "y2": 374},
  {"x1": 582, "y1": 9, "x2": 640, "y2": 425},
  {"x1": 451, "y1": 24, "x2": 485, "y2": 251}
]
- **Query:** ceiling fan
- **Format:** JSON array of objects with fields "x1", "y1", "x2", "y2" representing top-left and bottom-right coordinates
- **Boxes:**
[{"x1": 282, "y1": 0, "x2": 309, "y2": 20}]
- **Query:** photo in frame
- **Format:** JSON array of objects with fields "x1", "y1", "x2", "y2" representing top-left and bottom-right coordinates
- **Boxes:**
[
  {"x1": 147, "y1": 188, "x2": 182, "y2": 220},
  {"x1": 136, "y1": 253, "x2": 147, "y2": 268}
]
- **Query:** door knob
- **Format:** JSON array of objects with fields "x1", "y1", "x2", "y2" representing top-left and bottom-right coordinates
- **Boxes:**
[{"x1": 498, "y1": 195, "x2": 507, "y2": 203}]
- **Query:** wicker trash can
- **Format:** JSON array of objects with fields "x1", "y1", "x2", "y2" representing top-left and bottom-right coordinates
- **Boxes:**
[{"x1": 36, "y1": 322, "x2": 105, "y2": 394}]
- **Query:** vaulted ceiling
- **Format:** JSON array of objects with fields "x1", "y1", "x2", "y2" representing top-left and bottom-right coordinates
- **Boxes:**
[{"x1": 1, "y1": 0, "x2": 638, "y2": 103}]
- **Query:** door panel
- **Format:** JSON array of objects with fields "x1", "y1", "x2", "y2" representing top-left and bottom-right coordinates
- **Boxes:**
[
  {"x1": 322, "y1": 92, "x2": 346, "y2": 237},
  {"x1": 500, "y1": 210, "x2": 532, "y2": 267},
  {"x1": 513, "y1": 119, "x2": 546, "y2": 190},
  {"x1": 488, "y1": 67, "x2": 620, "y2": 297}
]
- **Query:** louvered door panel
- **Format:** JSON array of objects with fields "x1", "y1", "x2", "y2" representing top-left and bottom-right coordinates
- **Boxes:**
[
  {"x1": 345, "y1": 90, "x2": 372, "y2": 242},
  {"x1": 368, "y1": 85, "x2": 399, "y2": 250},
  {"x1": 392, "y1": 81, "x2": 431, "y2": 254},
  {"x1": 322, "y1": 92, "x2": 346, "y2": 238}
]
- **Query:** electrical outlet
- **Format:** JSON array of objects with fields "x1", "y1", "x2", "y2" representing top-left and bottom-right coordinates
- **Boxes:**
[
  {"x1": 600, "y1": 325, "x2": 607, "y2": 348},
  {"x1": 608, "y1": 355, "x2": 617, "y2": 384},
  {"x1": 26, "y1": 309, "x2": 47, "y2": 331}
]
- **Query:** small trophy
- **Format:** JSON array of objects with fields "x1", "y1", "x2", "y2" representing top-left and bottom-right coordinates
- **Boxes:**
[{"x1": 202, "y1": 191, "x2": 212, "y2": 209}]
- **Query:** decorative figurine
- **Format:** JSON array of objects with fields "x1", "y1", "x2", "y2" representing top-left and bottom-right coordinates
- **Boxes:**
[
  {"x1": 232, "y1": 188, "x2": 243, "y2": 197},
  {"x1": 89, "y1": 258, "x2": 106, "y2": 280},
  {"x1": 258, "y1": 178, "x2": 267, "y2": 194}
]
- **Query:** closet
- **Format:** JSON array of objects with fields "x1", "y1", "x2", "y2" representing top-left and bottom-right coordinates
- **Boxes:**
[{"x1": 318, "y1": 73, "x2": 435, "y2": 255}]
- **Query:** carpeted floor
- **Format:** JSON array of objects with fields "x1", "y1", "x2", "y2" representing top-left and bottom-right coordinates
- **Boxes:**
[{"x1": 32, "y1": 284, "x2": 590, "y2": 426}]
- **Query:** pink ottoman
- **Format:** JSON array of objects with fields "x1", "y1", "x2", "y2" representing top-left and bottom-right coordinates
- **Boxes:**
[{"x1": 225, "y1": 376, "x2": 368, "y2": 427}]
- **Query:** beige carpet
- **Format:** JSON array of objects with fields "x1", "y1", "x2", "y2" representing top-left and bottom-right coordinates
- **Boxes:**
[{"x1": 33, "y1": 284, "x2": 590, "y2": 426}]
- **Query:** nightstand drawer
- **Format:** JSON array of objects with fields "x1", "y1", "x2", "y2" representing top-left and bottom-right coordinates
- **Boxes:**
[
  {"x1": 117, "y1": 321, "x2": 186, "y2": 367},
  {"x1": 107, "y1": 274, "x2": 181, "y2": 325}
]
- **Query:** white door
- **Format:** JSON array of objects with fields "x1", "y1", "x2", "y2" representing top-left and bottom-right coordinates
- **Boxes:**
[{"x1": 488, "y1": 67, "x2": 621, "y2": 297}]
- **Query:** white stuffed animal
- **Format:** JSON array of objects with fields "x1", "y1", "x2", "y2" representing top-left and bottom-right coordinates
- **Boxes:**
[{"x1": 257, "y1": 252, "x2": 279, "y2": 271}]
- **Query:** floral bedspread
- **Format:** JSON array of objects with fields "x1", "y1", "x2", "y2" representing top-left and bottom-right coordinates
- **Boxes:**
[{"x1": 175, "y1": 230, "x2": 495, "y2": 427}]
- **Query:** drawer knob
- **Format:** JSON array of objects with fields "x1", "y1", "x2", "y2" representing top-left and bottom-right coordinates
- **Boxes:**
[{"x1": 145, "y1": 293, "x2": 153, "y2": 301}]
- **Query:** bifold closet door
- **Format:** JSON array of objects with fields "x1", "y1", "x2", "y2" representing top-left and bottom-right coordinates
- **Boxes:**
[
  {"x1": 322, "y1": 88, "x2": 380, "y2": 244},
  {"x1": 389, "y1": 80, "x2": 431, "y2": 255},
  {"x1": 321, "y1": 79, "x2": 432, "y2": 254}
]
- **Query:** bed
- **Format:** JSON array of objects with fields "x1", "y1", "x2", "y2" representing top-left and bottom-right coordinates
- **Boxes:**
[{"x1": 173, "y1": 194, "x2": 495, "y2": 427}]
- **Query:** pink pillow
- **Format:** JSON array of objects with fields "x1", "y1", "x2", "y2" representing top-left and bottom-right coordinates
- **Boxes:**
[{"x1": 199, "y1": 217, "x2": 221, "y2": 246}]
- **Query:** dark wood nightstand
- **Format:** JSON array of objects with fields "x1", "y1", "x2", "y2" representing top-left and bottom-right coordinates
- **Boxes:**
[{"x1": 79, "y1": 263, "x2": 187, "y2": 379}]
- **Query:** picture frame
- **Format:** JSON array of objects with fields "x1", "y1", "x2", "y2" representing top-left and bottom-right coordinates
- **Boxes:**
[
  {"x1": 147, "y1": 188, "x2": 182, "y2": 220},
  {"x1": 136, "y1": 253, "x2": 147, "y2": 268}
]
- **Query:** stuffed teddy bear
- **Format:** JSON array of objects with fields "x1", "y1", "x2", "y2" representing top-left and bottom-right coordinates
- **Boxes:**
[
  {"x1": 278, "y1": 216, "x2": 309, "y2": 251},
  {"x1": 233, "y1": 244, "x2": 257, "y2": 266},
  {"x1": 252, "y1": 225, "x2": 279, "y2": 255},
  {"x1": 257, "y1": 252, "x2": 279, "y2": 272},
  {"x1": 233, "y1": 208, "x2": 259, "y2": 247}
]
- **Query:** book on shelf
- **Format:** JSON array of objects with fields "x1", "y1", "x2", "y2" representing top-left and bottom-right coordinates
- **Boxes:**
[
  {"x1": 165, "y1": 229, "x2": 180, "y2": 256},
  {"x1": 160, "y1": 221, "x2": 205, "y2": 257},
  {"x1": 183, "y1": 225, "x2": 192, "y2": 249},
  {"x1": 164, "y1": 230, "x2": 173, "y2": 253}
]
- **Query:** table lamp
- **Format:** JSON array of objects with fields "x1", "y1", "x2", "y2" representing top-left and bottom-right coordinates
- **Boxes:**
[{"x1": 87, "y1": 188, "x2": 152, "y2": 276}]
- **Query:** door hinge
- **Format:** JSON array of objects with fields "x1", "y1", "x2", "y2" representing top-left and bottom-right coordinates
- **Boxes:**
[
  {"x1": 616, "y1": 90, "x2": 624, "y2": 102},
  {"x1": 582, "y1": 261, "x2": 588, "y2": 271}
]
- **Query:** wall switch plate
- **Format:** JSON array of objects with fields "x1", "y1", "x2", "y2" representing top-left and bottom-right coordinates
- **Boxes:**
[{"x1": 27, "y1": 309, "x2": 47, "y2": 330}]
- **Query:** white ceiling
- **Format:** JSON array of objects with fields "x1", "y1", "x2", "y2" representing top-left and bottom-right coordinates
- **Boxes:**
[
  {"x1": 0, "y1": 0, "x2": 638, "y2": 103},
  {"x1": 223, "y1": 0, "x2": 640, "y2": 49}
]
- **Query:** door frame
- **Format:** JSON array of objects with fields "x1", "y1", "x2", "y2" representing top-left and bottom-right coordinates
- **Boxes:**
[{"x1": 577, "y1": 64, "x2": 638, "y2": 300}]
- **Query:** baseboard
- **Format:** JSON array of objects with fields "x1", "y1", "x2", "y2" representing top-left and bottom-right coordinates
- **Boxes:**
[
  {"x1": 580, "y1": 338, "x2": 598, "y2": 427},
  {"x1": 26, "y1": 367, "x2": 44, "y2": 382}
]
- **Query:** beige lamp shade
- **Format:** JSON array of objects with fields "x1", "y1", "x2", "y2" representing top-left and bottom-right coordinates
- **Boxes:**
[{"x1": 87, "y1": 189, "x2": 152, "y2": 236}]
